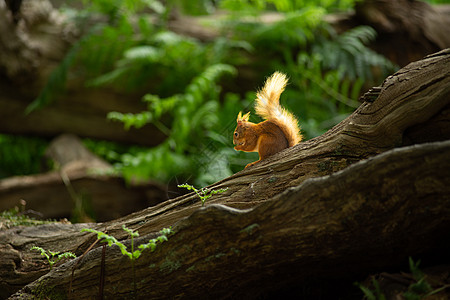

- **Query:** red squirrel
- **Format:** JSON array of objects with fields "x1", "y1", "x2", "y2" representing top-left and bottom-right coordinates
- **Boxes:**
[{"x1": 233, "y1": 71, "x2": 302, "y2": 168}]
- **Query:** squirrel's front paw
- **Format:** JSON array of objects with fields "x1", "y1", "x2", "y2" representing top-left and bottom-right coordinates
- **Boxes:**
[{"x1": 245, "y1": 161, "x2": 257, "y2": 169}]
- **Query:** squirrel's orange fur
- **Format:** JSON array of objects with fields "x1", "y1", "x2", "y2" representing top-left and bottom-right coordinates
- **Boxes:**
[{"x1": 233, "y1": 71, "x2": 302, "y2": 168}]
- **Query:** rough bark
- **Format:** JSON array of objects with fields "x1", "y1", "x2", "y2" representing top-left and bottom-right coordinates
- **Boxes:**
[
  {"x1": 0, "y1": 49, "x2": 449, "y2": 299},
  {"x1": 0, "y1": 0, "x2": 75, "y2": 87},
  {"x1": 353, "y1": 0, "x2": 450, "y2": 66},
  {"x1": 4, "y1": 140, "x2": 450, "y2": 300},
  {"x1": 325, "y1": 1, "x2": 450, "y2": 66}
]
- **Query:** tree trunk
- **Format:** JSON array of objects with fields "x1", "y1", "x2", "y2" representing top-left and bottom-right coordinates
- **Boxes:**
[{"x1": 1, "y1": 49, "x2": 449, "y2": 299}]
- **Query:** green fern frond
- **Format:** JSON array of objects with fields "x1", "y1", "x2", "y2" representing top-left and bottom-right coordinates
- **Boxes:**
[
  {"x1": 107, "y1": 111, "x2": 153, "y2": 130},
  {"x1": 25, "y1": 39, "x2": 82, "y2": 114},
  {"x1": 153, "y1": 31, "x2": 190, "y2": 46},
  {"x1": 123, "y1": 46, "x2": 161, "y2": 62},
  {"x1": 220, "y1": 0, "x2": 359, "y2": 13},
  {"x1": 87, "y1": 68, "x2": 129, "y2": 87},
  {"x1": 187, "y1": 64, "x2": 237, "y2": 97},
  {"x1": 87, "y1": 45, "x2": 161, "y2": 87},
  {"x1": 80, "y1": 20, "x2": 136, "y2": 76},
  {"x1": 111, "y1": 63, "x2": 237, "y2": 183},
  {"x1": 143, "y1": 94, "x2": 180, "y2": 119},
  {"x1": 314, "y1": 25, "x2": 398, "y2": 81},
  {"x1": 253, "y1": 7, "x2": 326, "y2": 49},
  {"x1": 108, "y1": 64, "x2": 236, "y2": 135},
  {"x1": 29, "y1": 13, "x2": 141, "y2": 111}
]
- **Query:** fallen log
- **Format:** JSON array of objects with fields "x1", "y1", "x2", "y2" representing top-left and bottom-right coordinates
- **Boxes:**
[
  {"x1": 0, "y1": 134, "x2": 167, "y2": 222},
  {"x1": 5, "y1": 140, "x2": 450, "y2": 299},
  {"x1": 0, "y1": 49, "x2": 449, "y2": 299},
  {"x1": 353, "y1": 0, "x2": 450, "y2": 66}
]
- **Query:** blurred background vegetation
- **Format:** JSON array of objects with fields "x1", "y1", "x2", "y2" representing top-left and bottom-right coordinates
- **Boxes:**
[{"x1": 6, "y1": 0, "x2": 441, "y2": 189}]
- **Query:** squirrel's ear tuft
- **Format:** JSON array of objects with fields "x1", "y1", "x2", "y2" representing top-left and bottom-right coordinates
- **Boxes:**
[
  {"x1": 237, "y1": 111, "x2": 250, "y2": 123},
  {"x1": 237, "y1": 111, "x2": 242, "y2": 122},
  {"x1": 237, "y1": 111, "x2": 250, "y2": 122}
]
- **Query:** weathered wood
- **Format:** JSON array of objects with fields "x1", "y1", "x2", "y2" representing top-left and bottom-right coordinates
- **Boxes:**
[
  {"x1": 360, "y1": 265, "x2": 450, "y2": 300},
  {"x1": 43, "y1": 134, "x2": 110, "y2": 169},
  {"x1": 0, "y1": 83, "x2": 167, "y2": 146},
  {"x1": 0, "y1": 49, "x2": 449, "y2": 299},
  {"x1": 0, "y1": 134, "x2": 167, "y2": 222},
  {"x1": 0, "y1": 0, "x2": 75, "y2": 87},
  {"x1": 0, "y1": 0, "x2": 166, "y2": 146},
  {"x1": 353, "y1": 0, "x2": 450, "y2": 66},
  {"x1": 6, "y1": 140, "x2": 450, "y2": 299}
]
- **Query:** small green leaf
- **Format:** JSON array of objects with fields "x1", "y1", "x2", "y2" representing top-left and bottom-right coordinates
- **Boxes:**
[
  {"x1": 157, "y1": 235, "x2": 168, "y2": 243},
  {"x1": 132, "y1": 250, "x2": 142, "y2": 259},
  {"x1": 122, "y1": 225, "x2": 139, "y2": 238}
]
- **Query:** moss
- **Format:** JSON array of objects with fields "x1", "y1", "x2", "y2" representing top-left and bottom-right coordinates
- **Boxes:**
[
  {"x1": 0, "y1": 208, "x2": 59, "y2": 230},
  {"x1": 230, "y1": 248, "x2": 241, "y2": 254},
  {"x1": 181, "y1": 244, "x2": 192, "y2": 253},
  {"x1": 32, "y1": 278, "x2": 65, "y2": 300},
  {"x1": 334, "y1": 144, "x2": 345, "y2": 156},
  {"x1": 214, "y1": 252, "x2": 226, "y2": 259},
  {"x1": 317, "y1": 160, "x2": 331, "y2": 172},
  {"x1": 267, "y1": 176, "x2": 278, "y2": 183},
  {"x1": 159, "y1": 256, "x2": 182, "y2": 274},
  {"x1": 205, "y1": 252, "x2": 226, "y2": 262},
  {"x1": 186, "y1": 265, "x2": 195, "y2": 273},
  {"x1": 240, "y1": 223, "x2": 260, "y2": 235}
]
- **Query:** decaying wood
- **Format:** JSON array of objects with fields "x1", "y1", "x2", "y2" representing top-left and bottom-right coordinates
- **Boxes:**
[
  {"x1": 0, "y1": 49, "x2": 449, "y2": 299},
  {"x1": 5, "y1": 140, "x2": 450, "y2": 299},
  {"x1": 0, "y1": 134, "x2": 167, "y2": 222},
  {"x1": 360, "y1": 265, "x2": 450, "y2": 300},
  {"x1": 0, "y1": 0, "x2": 76, "y2": 87},
  {"x1": 43, "y1": 134, "x2": 111, "y2": 169},
  {"x1": 0, "y1": 0, "x2": 167, "y2": 146},
  {"x1": 353, "y1": 0, "x2": 450, "y2": 66},
  {"x1": 0, "y1": 83, "x2": 168, "y2": 146}
]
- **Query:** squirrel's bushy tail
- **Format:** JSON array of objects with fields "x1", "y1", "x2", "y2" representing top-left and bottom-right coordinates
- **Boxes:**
[{"x1": 255, "y1": 72, "x2": 302, "y2": 146}]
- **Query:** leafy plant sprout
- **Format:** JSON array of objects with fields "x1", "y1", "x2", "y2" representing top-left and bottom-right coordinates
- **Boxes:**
[
  {"x1": 30, "y1": 246, "x2": 76, "y2": 270},
  {"x1": 81, "y1": 225, "x2": 173, "y2": 298},
  {"x1": 356, "y1": 257, "x2": 450, "y2": 300},
  {"x1": 178, "y1": 183, "x2": 228, "y2": 207}
]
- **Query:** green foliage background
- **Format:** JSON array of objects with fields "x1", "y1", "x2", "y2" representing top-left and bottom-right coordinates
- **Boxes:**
[{"x1": 1, "y1": 0, "x2": 401, "y2": 187}]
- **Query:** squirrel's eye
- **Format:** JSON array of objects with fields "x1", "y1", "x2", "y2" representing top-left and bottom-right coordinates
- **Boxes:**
[{"x1": 234, "y1": 132, "x2": 238, "y2": 137}]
